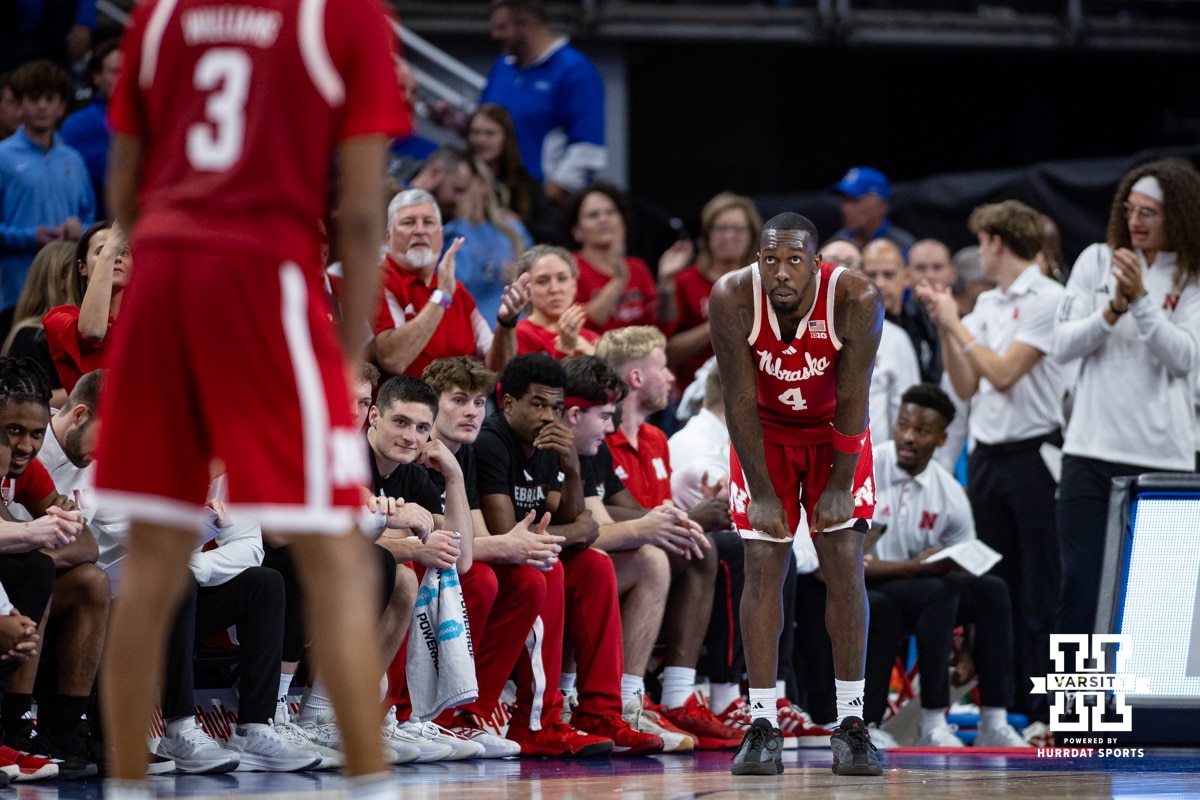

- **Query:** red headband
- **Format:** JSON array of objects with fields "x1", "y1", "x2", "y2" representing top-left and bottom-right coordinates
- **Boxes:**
[{"x1": 564, "y1": 392, "x2": 617, "y2": 410}]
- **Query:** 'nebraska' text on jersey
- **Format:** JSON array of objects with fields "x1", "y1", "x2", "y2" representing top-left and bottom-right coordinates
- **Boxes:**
[{"x1": 749, "y1": 261, "x2": 846, "y2": 444}]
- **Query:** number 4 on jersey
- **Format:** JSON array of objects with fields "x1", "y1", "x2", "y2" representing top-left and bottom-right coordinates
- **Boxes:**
[{"x1": 778, "y1": 387, "x2": 807, "y2": 411}]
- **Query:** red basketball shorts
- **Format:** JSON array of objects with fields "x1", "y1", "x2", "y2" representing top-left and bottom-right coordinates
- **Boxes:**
[
  {"x1": 728, "y1": 439, "x2": 875, "y2": 541},
  {"x1": 93, "y1": 243, "x2": 368, "y2": 533}
]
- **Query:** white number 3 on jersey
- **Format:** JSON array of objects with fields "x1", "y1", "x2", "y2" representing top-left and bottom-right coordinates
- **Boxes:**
[
  {"x1": 777, "y1": 387, "x2": 807, "y2": 411},
  {"x1": 187, "y1": 48, "x2": 251, "y2": 171}
]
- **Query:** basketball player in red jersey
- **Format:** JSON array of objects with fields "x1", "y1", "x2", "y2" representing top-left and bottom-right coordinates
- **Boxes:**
[
  {"x1": 95, "y1": 1, "x2": 409, "y2": 798},
  {"x1": 709, "y1": 213, "x2": 884, "y2": 777}
]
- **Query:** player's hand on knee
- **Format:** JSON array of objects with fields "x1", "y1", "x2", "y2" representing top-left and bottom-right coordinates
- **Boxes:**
[
  {"x1": 747, "y1": 496, "x2": 791, "y2": 540},
  {"x1": 810, "y1": 488, "x2": 853, "y2": 533}
]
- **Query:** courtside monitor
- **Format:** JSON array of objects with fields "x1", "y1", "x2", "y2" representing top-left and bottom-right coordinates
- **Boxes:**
[{"x1": 1093, "y1": 473, "x2": 1200, "y2": 744}]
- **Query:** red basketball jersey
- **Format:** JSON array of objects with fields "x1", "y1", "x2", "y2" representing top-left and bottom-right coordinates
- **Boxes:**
[
  {"x1": 748, "y1": 261, "x2": 846, "y2": 445},
  {"x1": 109, "y1": 0, "x2": 411, "y2": 264}
]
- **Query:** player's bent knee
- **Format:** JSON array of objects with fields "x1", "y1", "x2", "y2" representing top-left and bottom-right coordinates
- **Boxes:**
[{"x1": 503, "y1": 564, "x2": 548, "y2": 606}]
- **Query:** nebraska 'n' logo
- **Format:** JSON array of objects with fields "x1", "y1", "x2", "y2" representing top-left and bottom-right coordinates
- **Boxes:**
[
  {"x1": 1164, "y1": 294, "x2": 1180, "y2": 312},
  {"x1": 919, "y1": 511, "x2": 939, "y2": 530},
  {"x1": 854, "y1": 477, "x2": 875, "y2": 507}
]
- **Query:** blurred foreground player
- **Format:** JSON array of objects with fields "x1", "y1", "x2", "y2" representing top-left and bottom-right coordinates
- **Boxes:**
[
  {"x1": 95, "y1": 2, "x2": 410, "y2": 799},
  {"x1": 709, "y1": 213, "x2": 883, "y2": 776}
]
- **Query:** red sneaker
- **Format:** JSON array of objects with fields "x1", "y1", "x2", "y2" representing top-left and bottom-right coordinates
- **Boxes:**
[
  {"x1": 777, "y1": 698, "x2": 832, "y2": 749},
  {"x1": 716, "y1": 697, "x2": 752, "y2": 732},
  {"x1": 571, "y1": 711, "x2": 663, "y2": 756},
  {"x1": 0, "y1": 745, "x2": 58, "y2": 781},
  {"x1": 656, "y1": 694, "x2": 743, "y2": 750},
  {"x1": 505, "y1": 720, "x2": 613, "y2": 758}
]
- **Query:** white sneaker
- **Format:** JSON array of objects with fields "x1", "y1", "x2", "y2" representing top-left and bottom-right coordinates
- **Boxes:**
[
  {"x1": 974, "y1": 723, "x2": 1034, "y2": 748},
  {"x1": 396, "y1": 720, "x2": 485, "y2": 761},
  {"x1": 622, "y1": 695, "x2": 694, "y2": 753},
  {"x1": 914, "y1": 721, "x2": 964, "y2": 747},
  {"x1": 1021, "y1": 720, "x2": 1053, "y2": 747},
  {"x1": 227, "y1": 723, "x2": 323, "y2": 772},
  {"x1": 273, "y1": 721, "x2": 345, "y2": 769},
  {"x1": 450, "y1": 723, "x2": 522, "y2": 758},
  {"x1": 156, "y1": 718, "x2": 240, "y2": 774},
  {"x1": 866, "y1": 723, "x2": 900, "y2": 750},
  {"x1": 382, "y1": 716, "x2": 452, "y2": 763},
  {"x1": 300, "y1": 711, "x2": 418, "y2": 765}
]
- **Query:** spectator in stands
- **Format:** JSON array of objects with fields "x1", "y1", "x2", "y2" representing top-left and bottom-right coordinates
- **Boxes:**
[
  {"x1": 1052, "y1": 158, "x2": 1200, "y2": 638},
  {"x1": 0, "y1": 73, "x2": 20, "y2": 140},
  {"x1": 864, "y1": 239, "x2": 942, "y2": 384},
  {"x1": 0, "y1": 357, "x2": 106, "y2": 778},
  {"x1": 43, "y1": 220, "x2": 128, "y2": 394},
  {"x1": 568, "y1": 182, "x2": 692, "y2": 333},
  {"x1": 480, "y1": 0, "x2": 606, "y2": 201},
  {"x1": 467, "y1": 103, "x2": 560, "y2": 245},
  {"x1": 0, "y1": 59, "x2": 96, "y2": 315},
  {"x1": 819, "y1": 239, "x2": 863, "y2": 272},
  {"x1": 864, "y1": 384, "x2": 1029, "y2": 748},
  {"x1": 1, "y1": 241, "x2": 76, "y2": 408},
  {"x1": 516, "y1": 244, "x2": 600, "y2": 358},
  {"x1": 474, "y1": 353, "x2": 661, "y2": 757},
  {"x1": 371, "y1": 189, "x2": 528, "y2": 379},
  {"x1": 444, "y1": 157, "x2": 531, "y2": 327},
  {"x1": 0, "y1": 0, "x2": 95, "y2": 73},
  {"x1": 666, "y1": 192, "x2": 762, "y2": 411},
  {"x1": 421, "y1": 357, "x2": 560, "y2": 757},
  {"x1": 949, "y1": 245, "x2": 993, "y2": 317},
  {"x1": 593, "y1": 329, "x2": 744, "y2": 748},
  {"x1": 408, "y1": 146, "x2": 474, "y2": 223},
  {"x1": 62, "y1": 39, "x2": 120, "y2": 217},
  {"x1": 917, "y1": 200, "x2": 1065, "y2": 727},
  {"x1": 827, "y1": 167, "x2": 915, "y2": 255},
  {"x1": 906, "y1": 239, "x2": 955, "y2": 292}
]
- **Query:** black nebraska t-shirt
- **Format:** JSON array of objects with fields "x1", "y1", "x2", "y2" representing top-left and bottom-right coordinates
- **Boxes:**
[
  {"x1": 425, "y1": 442, "x2": 482, "y2": 511},
  {"x1": 580, "y1": 441, "x2": 626, "y2": 501},
  {"x1": 475, "y1": 410, "x2": 563, "y2": 518},
  {"x1": 372, "y1": 454, "x2": 445, "y2": 516}
]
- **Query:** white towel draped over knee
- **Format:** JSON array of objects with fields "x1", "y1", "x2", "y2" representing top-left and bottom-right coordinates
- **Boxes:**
[{"x1": 406, "y1": 566, "x2": 478, "y2": 722}]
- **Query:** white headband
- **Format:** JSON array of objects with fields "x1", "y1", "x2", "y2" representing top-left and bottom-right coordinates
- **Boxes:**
[{"x1": 1131, "y1": 175, "x2": 1164, "y2": 203}]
